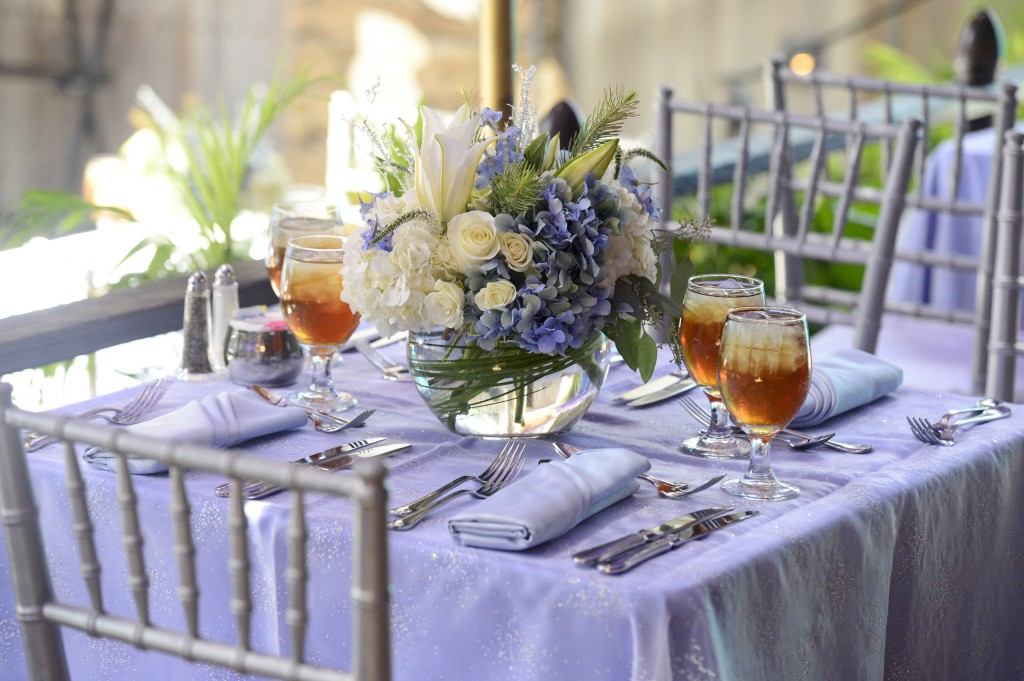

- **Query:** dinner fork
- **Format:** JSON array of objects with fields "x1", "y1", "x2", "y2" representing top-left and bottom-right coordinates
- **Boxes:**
[
  {"x1": 23, "y1": 377, "x2": 173, "y2": 451},
  {"x1": 390, "y1": 441, "x2": 524, "y2": 517},
  {"x1": 355, "y1": 340, "x2": 413, "y2": 382},
  {"x1": 387, "y1": 442, "x2": 526, "y2": 530},
  {"x1": 907, "y1": 406, "x2": 1012, "y2": 446}
]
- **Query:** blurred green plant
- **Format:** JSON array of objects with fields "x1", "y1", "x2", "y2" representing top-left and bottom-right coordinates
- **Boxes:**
[{"x1": 2, "y1": 70, "x2": 326, "y2": 282}]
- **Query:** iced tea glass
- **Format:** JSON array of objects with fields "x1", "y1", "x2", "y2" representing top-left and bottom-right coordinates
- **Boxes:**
[
  {"x1": 718, "y1": 307, "x2": 811, "y2": 501},
  {"x1": 267, "y1": 200, "x2": 344, "y2": 296},
  {"x1": 280, "y1": 234, "x2": 360, "y2": 411},
  {"x1": 678, "y1": 274, "x2": 765, "y2": 458}
]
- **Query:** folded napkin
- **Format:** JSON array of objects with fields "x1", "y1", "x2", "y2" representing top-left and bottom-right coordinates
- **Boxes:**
[
  {"x1": 84, "y1": 390, "x2": 308, "y2": 475},
  {"x1": 790, "y1": 348, "x2": 902, "y2": 428},
  {"x1": 448, "y1": 448, "x2": 650, "y2": 551}
]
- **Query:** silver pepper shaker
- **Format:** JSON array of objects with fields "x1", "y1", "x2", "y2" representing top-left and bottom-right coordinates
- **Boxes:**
[
  {"x1": 179, "y1": 271, "x2": 215, "y2": 380},
  {"x1": 211, "y1": 264, "x2": 239, "y2": 374}
]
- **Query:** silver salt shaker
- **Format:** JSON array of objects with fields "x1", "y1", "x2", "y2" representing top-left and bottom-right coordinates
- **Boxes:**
[
  {"x1": 179, "y1": 271, "x2": 215, "y2": 380},
  {"x1": 211, "y1": 264, "x2": 239, "y2": 374}
]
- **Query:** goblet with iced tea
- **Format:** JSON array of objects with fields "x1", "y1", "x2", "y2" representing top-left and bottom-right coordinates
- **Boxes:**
[
  {"x1": 280, "y1": 234, "x2": 360, "y2": 410},
  {"x1": 267, "y1": 200, "x2": 344, "y2": 296},
  {"x1": 718, "y1": 307, "x2": 811, "y2": 501},
  {"x1": 678, "y1": 274, "x2": 765, "y2": 458}
]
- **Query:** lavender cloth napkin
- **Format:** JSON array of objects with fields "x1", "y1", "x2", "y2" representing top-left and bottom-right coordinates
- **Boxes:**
[
  {"x1": 448, "y1": 448, "x2": 650, "y2": 551},
  {"x1": 83, "y1": 390, "x2": 308, "y2": 474},
  {"x1": 790, "y1": 348, "x2": 903, "y2": 428}
]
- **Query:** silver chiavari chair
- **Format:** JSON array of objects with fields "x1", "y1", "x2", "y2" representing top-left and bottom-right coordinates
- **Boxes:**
[
  {"x1": 767, "y1": 55, "x2": 1019, "y2": 393},
  {"x1": 0, "y1": 382, "x2": 391, "y2": 681},
  {"x1": 987, "y1": 130, "x2": 1024, "y2": 402},
  {"x1": 655, "y1": 90, "x2": 921, "y2": 353}
]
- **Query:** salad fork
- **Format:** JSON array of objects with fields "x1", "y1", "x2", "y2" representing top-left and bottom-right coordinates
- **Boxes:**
[
  {"x1": 23, "y1": 377, "x2": 172, "y2": 451},
  {"x1": 907, "y1": 404, "x2": 1012, "y2": 446},
  {"x1": 388, "y1": 442, "x2": 526, "y2": 530}
]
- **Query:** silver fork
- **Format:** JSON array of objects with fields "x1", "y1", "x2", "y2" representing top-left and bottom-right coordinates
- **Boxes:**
[
  {"x1": 23, "y1": 377, "x2": 172, "y2": 451},
  {"x1": 907, "y1": 406, "x2": 1011, "y2": 446},
  {"x1": 391, "y1": 440, "x2": 522, "y2": 517},
  {"x1": 355, "y1": 340, "x2": 412, "y2": 382},
  {"x1": 387, "y1": 443, "x2": 527, "y2": 530},
  {"x1": 551, "y1": 441, "x2": 692, "y2": 494},
  {"x1": 678, "y1": 395, "x2": 844, "y2": 452}
]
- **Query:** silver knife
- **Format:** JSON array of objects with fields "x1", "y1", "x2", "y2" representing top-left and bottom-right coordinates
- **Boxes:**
[
  {"x1": 614, "y1": 370, "x2": 689, "y2": 402},
  {"x1": 214, "y1": 436, "x2": 387, "y2": 497},
  {"x1": 626, "y1": 377, "x2": 698, "y2": 407},
  {"x1": 597, "y1": 510, "x2": 759, "y2": 574},
  {"x1": 572, "y1": 506, "x2": 734, "y2": 566},
  {"x1": 238, "y1": 442, "x2": 412, "y2": 500}
]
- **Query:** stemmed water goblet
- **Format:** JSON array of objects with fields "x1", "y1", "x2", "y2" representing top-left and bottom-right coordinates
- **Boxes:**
[
  {"x1": 279, "y1": 234, "x2": 360, "y2": 411},
  {"x1": 678, "y1": 274, "x2": 765, "y2": 458},
  {"x1": 266, "y1": 200, "x2": 344, "y2": 297},
  {"x1": 718, "y1": 307, "x2": 811, "y2": 501}
]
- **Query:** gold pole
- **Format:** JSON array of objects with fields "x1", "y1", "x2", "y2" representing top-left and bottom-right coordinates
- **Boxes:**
[{"x1": 480, "y1": 0, "x2": 513, "y2": 117}]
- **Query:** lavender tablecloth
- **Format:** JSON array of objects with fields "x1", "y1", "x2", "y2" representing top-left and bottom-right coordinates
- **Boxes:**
[{"x1": 2, "y1": 340, "x2": 1024, "y2": 681}]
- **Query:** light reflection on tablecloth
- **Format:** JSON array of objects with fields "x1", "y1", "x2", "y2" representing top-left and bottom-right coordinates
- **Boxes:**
[{"x1": 2, "y1": 339, "x2": 1024, "y2": 680}]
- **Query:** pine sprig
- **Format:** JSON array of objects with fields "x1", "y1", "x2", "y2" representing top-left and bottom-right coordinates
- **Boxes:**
[
  {"x1": 570, "y1": 88, "x2": 639, "y2": 157},
  {"x1": 488, "y1": 161, "x2": 544, "y2": 216}
]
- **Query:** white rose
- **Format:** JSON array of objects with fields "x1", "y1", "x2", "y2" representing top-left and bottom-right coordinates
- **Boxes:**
[
  {"x1": 499, "y1": 232, "x2": 535, "y2": 272},
  {"x1": 424, "y1": 280, "x2": 465, "y2": 328},
  {"x1": 446, "y1": 210, "x2": 500, "y2": 272},
  {"x1": 474, "y1": 279, "x2": 517, "y2": 311}
]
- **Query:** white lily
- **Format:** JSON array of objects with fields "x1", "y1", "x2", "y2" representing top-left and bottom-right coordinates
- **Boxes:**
[{"x1": 403, "y1": 104, "x2": 497, "y2": 224}]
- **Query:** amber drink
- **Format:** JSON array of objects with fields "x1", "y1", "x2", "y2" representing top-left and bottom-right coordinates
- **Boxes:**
[
  {"x1": 678, "y1": 274, "x2": 765, "y2": 459},
  {"x1": 267, "y1": 201, "x2": 344, "y2": 296},
  {"x1": 280, "y1": 234, "x2": 359, "y2": 411},
  {"x1": 719, "y1": 307, "x2": 811, "y2": 501}
]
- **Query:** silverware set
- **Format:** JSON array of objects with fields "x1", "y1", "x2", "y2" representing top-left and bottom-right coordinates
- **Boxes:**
[
  {"x1": 249, "y1": 385, "x2": 375, "y2": 432},
  {"x1": 387, "y1": 441, "x2": 527, "y2": 530},
  {"x1": 22, "y1": 377, "x2": 172, "y2": 451},
  {"x1": 678, "y1": 394, "x2": 874, "y2": 454},
  {"x1": 907, "y1": 398, "x2": 1011, "y2": 446},
  {"x1": 573, "y1": 508, "x2": 759, "y2": 574}
]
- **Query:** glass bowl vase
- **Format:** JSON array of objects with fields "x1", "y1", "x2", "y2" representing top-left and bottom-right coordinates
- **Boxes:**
[{"x1": 407, "y1": 330, "x2": 611, "y2": 437}]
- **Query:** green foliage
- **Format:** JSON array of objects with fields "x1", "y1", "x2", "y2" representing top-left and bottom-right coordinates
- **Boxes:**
[
  {"x1": 1, "y1": 191, "x2": 135, "y2": 250},
  {"x1": 488, "y1": 161, "x2": 546, "y2": 216},
  {"x1": 569, "y1": 88, "x2": 639, "y2": 157},
  {"x1": 141, "y1": 70, "x2": 322, "y2": 269}
]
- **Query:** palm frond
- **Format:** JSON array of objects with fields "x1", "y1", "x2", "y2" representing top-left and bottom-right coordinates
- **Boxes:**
[{"x1": 1, "y1": 191, "x2": 135, "y2": 249}]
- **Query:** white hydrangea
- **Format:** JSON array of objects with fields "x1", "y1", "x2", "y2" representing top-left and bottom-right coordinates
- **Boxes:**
[
  {"x1": 600, "y1": 185, "x2": 658, "y2": 289},
  {"x1": 341, "y1": 209, "x2": 462, "y2": 336}
]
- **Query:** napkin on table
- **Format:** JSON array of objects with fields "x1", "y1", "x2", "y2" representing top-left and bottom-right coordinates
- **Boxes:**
[
  {"x1": 790, "y1": 348, "x2": 902, "y2": 428},
  {"x1": 448, "y1": 448, "x2": 650, "y2": 551},
  {"x1": 83, "y1": 390, "x2": 308, "y2": 475}
]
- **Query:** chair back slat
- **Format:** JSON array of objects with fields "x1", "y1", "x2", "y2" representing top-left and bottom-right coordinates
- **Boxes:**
[
  {"x1": 730, "y1": 114, "x2": 751, "y2": 233},
  {"x1": 168, "y1": 464, "x2": 199, "y2": 637},
  {"x1": 987, "y1": 131, "x2": 1024, "y2": 400},
  {"x1": 796, "y1": 123, "x2": 828, "y2": 239},
  {"x1": 228, "y1": 481, "x2": 252, "y2": 651},
  {"x1": 287, "y1": 490, "x2": 310, "y2": 664},
  {"x1": 63, "y1": 440, "x2": 104, "y2": 615},
  {"x1": 0, "y1": 389, "x2": 390, "y2": 681},
  {"x1": 115, "y1": 453, "x2": 150, "y2": 628}
]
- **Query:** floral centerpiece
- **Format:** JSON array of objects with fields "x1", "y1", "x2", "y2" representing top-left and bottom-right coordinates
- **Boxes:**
[{"x1": 342, "y1": 73, "x2": 677, "y2": 435}]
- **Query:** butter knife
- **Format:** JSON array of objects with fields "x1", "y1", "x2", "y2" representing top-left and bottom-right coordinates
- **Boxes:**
[
  {"x1": 572, "y1": 506, "x2": 733, "y2": 566},
  {"x1": 597, "y1": 510, "x2": 759, "y2": 574},
  {"x1": 214, "y1": 436, "x2": 386, "y2": 497},
  {"x1": 236, "y1": 442, "x2": 412, "y2": 500},
  {"x1": 614, "y1": 370, "x2": 689, "y2": 402},
  {"x1": 626, "y1": 377, "x2": 698, "y2": 407}
]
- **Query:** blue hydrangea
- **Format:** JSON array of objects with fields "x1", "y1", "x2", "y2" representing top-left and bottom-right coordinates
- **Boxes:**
[
  {"x1": 358, "y1": 192, "x2": 395, "y2": 252},
  {"x1": 618, "y1": 164, "x2": 661, "y2": 221}
]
